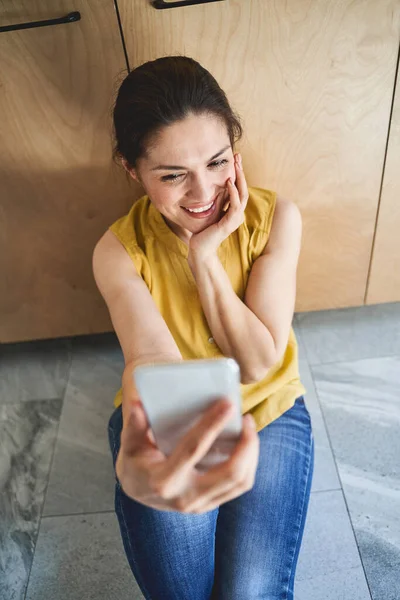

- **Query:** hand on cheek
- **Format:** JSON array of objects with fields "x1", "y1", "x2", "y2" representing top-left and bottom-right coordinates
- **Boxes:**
[
  {"x1": 187, "y1": 152, "x2": 248, "y2": 265},
  {"x1": 223, "y1": 155, "x2": 241, "y2": 212},
  {"x1": 222, "y1": 186, "x2": 230, "y2": 212}
]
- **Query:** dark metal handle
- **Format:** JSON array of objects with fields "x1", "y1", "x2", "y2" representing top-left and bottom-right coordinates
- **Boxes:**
[
  {"x1": 152, "y1": 0, "x2": 224, "y2": 9},
  {"x1": 0, "y1": 11, "x2": 81, "y2": 34}
]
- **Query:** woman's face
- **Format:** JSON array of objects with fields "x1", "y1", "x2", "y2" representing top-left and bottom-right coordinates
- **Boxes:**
[{"x1": 126, "y1": 113, "x2": 236, "y2": 244}]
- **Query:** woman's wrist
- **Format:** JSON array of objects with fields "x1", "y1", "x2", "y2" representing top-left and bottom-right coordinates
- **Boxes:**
[{"x1": 187, "y1": 249, "x2": 219, "y2": 278}]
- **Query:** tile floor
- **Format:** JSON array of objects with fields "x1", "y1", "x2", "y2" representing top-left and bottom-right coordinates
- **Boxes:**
[{"x1": 1, "y1": 302, "x2": 399, "y2": 600}]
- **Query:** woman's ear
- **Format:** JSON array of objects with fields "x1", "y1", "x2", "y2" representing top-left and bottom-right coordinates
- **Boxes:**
[{"x1": 121, "y1": 158, "x2": 141, "y2": 184}]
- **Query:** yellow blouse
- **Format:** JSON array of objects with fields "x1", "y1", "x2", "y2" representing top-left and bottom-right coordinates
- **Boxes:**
[{"x1": 109, "y1": 186, "x2": 306, "y2": 432}]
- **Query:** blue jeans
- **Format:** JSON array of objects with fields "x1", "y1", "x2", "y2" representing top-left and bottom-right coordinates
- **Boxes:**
[{"x1": 108, "y1": 396, "x2": 314, "y2": 600}]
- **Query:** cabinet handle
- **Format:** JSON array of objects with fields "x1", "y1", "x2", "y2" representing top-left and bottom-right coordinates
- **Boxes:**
[
  {"x1": 0, "y1": 11, "x2": 81, "y2": 33},
  {"x1": 152, "y1": 0, "x2": 224, "y2": 9}
]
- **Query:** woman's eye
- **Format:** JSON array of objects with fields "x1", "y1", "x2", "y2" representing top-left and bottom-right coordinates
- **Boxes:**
[
  {"x1": 209, "y1": 159, "x2": 229, "y2": 169},
  {"x1": 161, "y1": 158, "x2": 228, "y2": 183},
  {"x1": 161, "y1": 173, "x2": 184, "y2": 183}
]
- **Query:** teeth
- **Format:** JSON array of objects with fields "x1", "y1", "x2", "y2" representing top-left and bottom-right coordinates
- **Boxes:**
[{"x1": 186, "y1": 201, "x2": 214, "y2": 213}]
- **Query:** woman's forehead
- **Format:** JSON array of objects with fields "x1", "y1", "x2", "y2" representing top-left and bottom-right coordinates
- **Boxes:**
[{"x1": 145, "y1": 114, "x2": 230, "y2": 166}]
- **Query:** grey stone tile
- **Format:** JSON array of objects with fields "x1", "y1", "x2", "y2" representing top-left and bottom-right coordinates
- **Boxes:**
[
  {"x1": 312, "y1": 355, "x2": 400, "y2": 600},
  {"x1": 296, "y1": 490, "x2": 363, "y2": 579},
  {"x1": 27, "y1": 492, "x2": 367, "y2": 600},
  {"x1": 298, "y1": 358, "x2": 341, "y2": 493},
  {"x1": 43, "y1": 335, "x2": 124, "y2": 516},
  {"x1": 295, "y1": 303, "x2": 400, "y2": 366},
  {"x1": 354, "y1": 530, "x2": 400, "y2": 600},
  {"x1": 25, "y1": 512, "x2": 141, "y2": 600},
  {"x1": 0, "y1": 399, "x2": 62, "y2": 600},
  {"x1": 296, "y1": 567, "x2": 371, "y2": 600},
  {"x1": 0, "y1": 338, "x2": 71, "y2": 404}
]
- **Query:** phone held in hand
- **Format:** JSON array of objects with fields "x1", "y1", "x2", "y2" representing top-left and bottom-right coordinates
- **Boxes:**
[{"x1": 133, "y1": 358, "x2": 242, "y2": 473}]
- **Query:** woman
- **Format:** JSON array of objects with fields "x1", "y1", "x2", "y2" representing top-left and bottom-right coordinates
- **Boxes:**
[{"x1": 93, "y1": 56, "x2": 314, "y2": 600}]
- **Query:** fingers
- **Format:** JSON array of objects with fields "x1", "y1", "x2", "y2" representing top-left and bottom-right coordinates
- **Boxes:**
[
  {"x1": 120, "y1": 401, "x2": 157, "y2": 455},
  {"x1": 233, "y1": 153, "x2": 249, "y2": 210},
  {"x1": 222, "y1": 178, "x2": 244, "y2": 234},
  {"x1": 159, "y1": 399, "x2": 234, "y2": 485},
  {"x1": 222, "y1": 154, "x2": 248, "y2": 217},
  {"x1": 226, "y1": 178, "x2": 240, "y2": 211},
  {"x1": 222, "y1": 183, "x2": 230, "y2": 212},
  {"x1": 180, "y1": 414, "x2": 260, "y2": 513}
]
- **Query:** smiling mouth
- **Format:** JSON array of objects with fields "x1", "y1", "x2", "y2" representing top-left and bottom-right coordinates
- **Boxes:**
[
  {"x1": 181, "y1": 192, "x2": 222, "y2": 214},
  {"x1": 183, "y1": 201, "x2": 214, "y2": 214}
]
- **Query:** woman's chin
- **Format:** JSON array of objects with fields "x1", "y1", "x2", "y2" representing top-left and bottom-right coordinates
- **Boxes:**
[{"x1": 186, "y1": 212, "x2": 220, "y2": 233}]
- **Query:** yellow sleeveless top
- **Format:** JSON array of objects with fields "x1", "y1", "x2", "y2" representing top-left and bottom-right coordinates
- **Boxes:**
[{"x1": 109, "y1": 186, "x2": 306, "y2": 432}]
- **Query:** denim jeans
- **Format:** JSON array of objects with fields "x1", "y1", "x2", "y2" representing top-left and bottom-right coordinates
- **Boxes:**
[{"x1": 108, "y1": 396, "x2": 314, "y2": 600}]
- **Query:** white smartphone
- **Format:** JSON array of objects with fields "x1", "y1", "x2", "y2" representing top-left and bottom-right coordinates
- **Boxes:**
[{"x1": 133, "y1": 358, "x2": 242, "y2": 473}]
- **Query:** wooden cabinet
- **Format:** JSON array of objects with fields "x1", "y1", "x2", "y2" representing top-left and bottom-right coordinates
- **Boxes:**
[
  {"x1": 0, "y1": 1, "x2": 138, "y2": 343},
  {"x1": 1, "y1": 0, "x2": 400, "y2": 343},
  {"x1": 118, "y1": 0, "x2": 400, "y2": 311},
  {"x1": 366, "y1": 55, "x2": 400, "y2": 305}
]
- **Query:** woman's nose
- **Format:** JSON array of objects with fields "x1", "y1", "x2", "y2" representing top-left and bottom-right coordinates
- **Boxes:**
[{"x1": 188, "y1": 173, "x2": 215, "y2": 202}]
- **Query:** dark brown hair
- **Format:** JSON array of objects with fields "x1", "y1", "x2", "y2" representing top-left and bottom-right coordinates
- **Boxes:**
[{"x1": 112, "y1": 55, "x2": 243, "y2": 170}]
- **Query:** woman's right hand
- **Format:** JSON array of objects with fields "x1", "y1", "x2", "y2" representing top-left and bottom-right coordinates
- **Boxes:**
[{"x1": 115, "y1": 397, "x2": 260, "y2": 514}]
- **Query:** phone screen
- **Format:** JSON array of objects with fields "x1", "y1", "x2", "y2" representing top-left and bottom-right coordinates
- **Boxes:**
[{"x1": 134, "y1": 358, "x2": 243, "y2": 472}]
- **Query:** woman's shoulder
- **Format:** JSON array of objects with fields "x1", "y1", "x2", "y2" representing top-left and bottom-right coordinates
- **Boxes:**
[
  {"x1": 245, "y1": 186, "x2": 277, "y2": 233},
  {"x1": 107, "y1": 194, "x2": 153, "y2": 287},
  {"x1": 109, "y1": 194, "x2": 151, "y2": 248}
]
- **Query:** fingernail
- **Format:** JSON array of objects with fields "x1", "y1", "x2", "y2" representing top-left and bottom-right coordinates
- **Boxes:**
[
  {"x1": 246, "y1": 414, "x2": 256, "y2": 429},
  {"x1": 218, "y1": 400, "x2": 232, "y2": 415}
]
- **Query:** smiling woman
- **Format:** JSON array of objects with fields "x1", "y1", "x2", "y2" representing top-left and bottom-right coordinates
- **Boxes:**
[{"x1": 93, "y1": 55, "x2": 313, "y2": 600}]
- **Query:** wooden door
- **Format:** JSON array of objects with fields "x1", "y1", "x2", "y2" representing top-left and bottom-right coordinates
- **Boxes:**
[
  {"x1": 0, "y1": 1, "x2": 138, "y2": 343},
  {"x1": 366, "y1": 48, "x2": 400, "y2": 305},
  {"x1": 117, "y1": 0, "x2": 400, "y2": 311}
]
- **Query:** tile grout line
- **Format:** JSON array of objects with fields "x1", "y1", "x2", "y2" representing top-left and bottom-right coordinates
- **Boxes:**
[
  {"x1": 303, "y1": 348, "x2": 374, "y2": 600},
  {"x1": 41, "y1": 509, "x2": 115, "y2": 520},
  {"x1": 296, "y1": 563, "x2": 372, "y2": 584},
  {"x1": 304, "y1": 351, "x2": 400, "y2": 369},
  {"x1": 310, "y1": 487, "x2": 342, "y2": 495},
  {"x1": 23, "y1": 338, "x2": 74, "y2": 600}
]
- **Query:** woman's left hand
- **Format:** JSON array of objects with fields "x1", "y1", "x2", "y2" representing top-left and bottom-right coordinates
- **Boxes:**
[{"x1": 188, "y1": 153, "x2": 249, "y2": 267}]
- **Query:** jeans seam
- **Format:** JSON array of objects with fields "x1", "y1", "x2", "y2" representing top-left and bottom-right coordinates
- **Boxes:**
[
  {"x1": 116, "y1": 488, "x2": 153, "y2": 600},
  {"x1": 282, "y1": 405, "x2": 314, "y2": 599}
]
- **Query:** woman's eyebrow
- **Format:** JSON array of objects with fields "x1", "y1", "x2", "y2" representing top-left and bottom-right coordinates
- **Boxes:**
[{"x1": 150, "y1": 145, "x2": 231, "y2": 171}]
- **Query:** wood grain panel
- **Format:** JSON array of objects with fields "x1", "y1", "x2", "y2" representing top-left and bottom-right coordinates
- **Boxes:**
[
  {"x1": 0, "y1": 1, "x2": 141, "y2": 342},
  {"x1": 118, "y1": 0, "x2": 400, "y2": 311},
  {"x1": 366, "y1": 49, "x2": 400, "y2": 304}
]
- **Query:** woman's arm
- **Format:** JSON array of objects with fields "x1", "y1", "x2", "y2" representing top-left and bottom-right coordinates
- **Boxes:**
[
  {"x1": 188, "y1": 195, "x2": 302, "y2": 384},
  {"x1": 93, "y1": 230, "x2": 183, "y2": 425}
]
